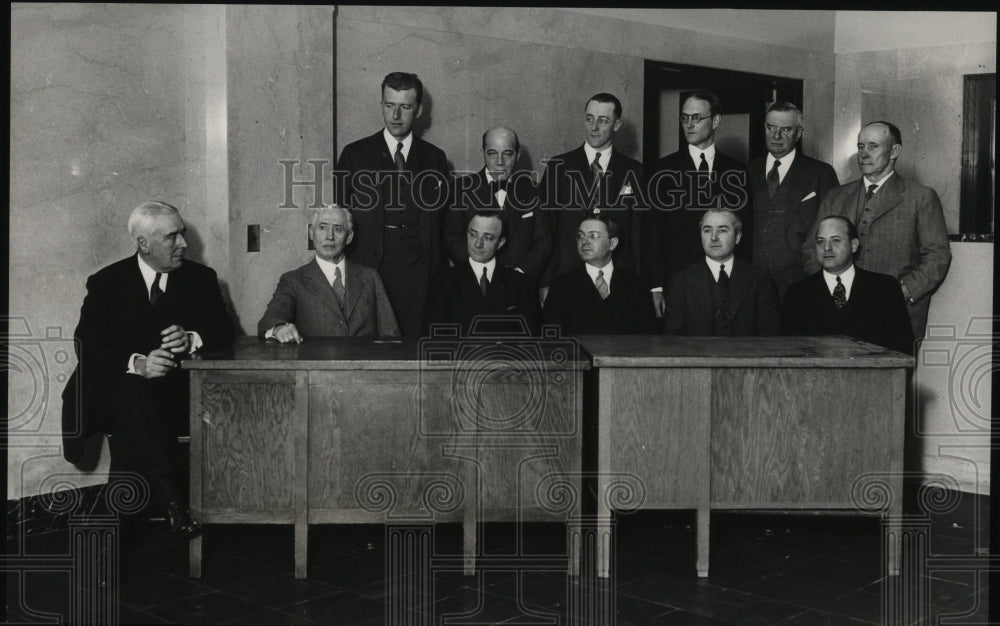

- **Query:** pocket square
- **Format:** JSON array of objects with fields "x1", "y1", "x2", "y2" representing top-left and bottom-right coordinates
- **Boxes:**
[
  {"x1": 521, "y1": 211, "x2": 534, "y2": 219},
  {"x1": 800, "y1": 191, "x2": 817, "y2": 202},
  {"x1": 506, "y1": 305, "x2": 517, "y2": 311}
]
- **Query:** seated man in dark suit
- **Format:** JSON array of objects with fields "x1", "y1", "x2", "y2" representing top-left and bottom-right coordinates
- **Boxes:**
[
  {"x1": 61, "y1": 201, "x2": 234, "y2": 538},
  {"x1": 542, "y1": 214, "x2": 657, "y2": 335},
  {"x1": 258, "y1": 205, "x2": 400, "y2": 342},
  {"x1": 665, "y1": 209, "x2": 781, "y2": 336},
  {"x1": 427, "y1": 210, "x2": 540, "y2": 334},
  {"x1": 784, "y1": 216, "x2": 914, "y2": 355},
  {"x1": 445, "y1": 126, "x2": 551, "y2": 284}
]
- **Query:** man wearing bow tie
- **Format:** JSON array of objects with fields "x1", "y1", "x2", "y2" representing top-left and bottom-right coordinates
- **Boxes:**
[
  {"x1": 445, "y1": 126, "x2": 551, "y2": 284},
  {"x1": 748, "y1": 102, "x2": 838, "y2": 302},
  {"x1": 539, "y1": 93, "x2": 645, "y2": 302},
  {"x1": 802, "y1": 121, "x2": 950, "y2": 340},
  {"x1": 334, "y1": 72, "x2": 450, "y2": 337}
]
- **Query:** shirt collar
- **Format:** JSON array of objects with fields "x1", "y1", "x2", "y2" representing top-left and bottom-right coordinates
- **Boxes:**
[
  {"x1": 583, "y1": 143, "x2": 611, "y2": 170},
  {"x1": 766, "y1": 148, "x2": 796, "y2": 171},
  {"x1": 315, "y1": 255, "x2": 346, "y2": 287},
  {"x1": 137, "y1": 254, "x2": 169, "y2": 294},
  {"x1": 688, "y1": 143, "x2": 716, "y2": 170},
  {"x1": 863, "y1": 170, "x2": 894, "y2": 191},
  {"x1": 704, "y1": 255, "x2": 734, "y2": 281},
  {"x1": 822, "y1": 264, "x2": 856, "y2": 298},
  {"x1": 584, "y1": 260, "x2": 614, "y2": 284},
  {"x1": 468, "y1": 257, "x2": 497, "y2": 282},
  {"x1": 383, "y1": 128, "x2": 413, "y2": 159}
]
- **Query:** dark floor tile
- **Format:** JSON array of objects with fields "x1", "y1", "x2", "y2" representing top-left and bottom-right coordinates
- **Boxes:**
[
  {"x1": 281, "y1": 589, "x2": 384, "y2": 625},
  {"x1": 116, "y1": 560, "x2": 214, "y2": 610},
  {"x1": 616, "y1": 574, "x2": 801, "y2": 625},
  {"x1": 710, "y1": 537, "x2": 821, "y2": 574},
  {"x1": 116, "y1": 604, "x2": 173, "y2": 624},
  {"x1": 651, "y1": 609, "x2": 740, "y2": 625},
  {"x1": 215, "y1": 571, "x2": 343, "y2": 611},
  {"x1": 818, "y1": 588, "x2": 905, "y2": 624},
  {"x1": 781, "y1": 554, "x2": 882, "y2": 590},
  {"x1": 778, "y1": 608, "x2": 876, "y2": 625},
  {"x1": 936, "y1": 580, "x2": 990, "y2": 624},
  {"x1": 301, "y1": 554, "x2": 391, "y2": 594},
  {"x1": 222, "y1": 608, "x2": 318, "y2": 625},
  {"x1": 738, "y1": 571, "x2": 858, "y2": 610},
  {"x1": 142, "y1": 591, "x2": 264, "y2": 625}
]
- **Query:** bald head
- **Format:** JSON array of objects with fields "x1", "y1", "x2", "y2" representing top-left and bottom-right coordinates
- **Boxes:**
[{"x1": 481, "y1": 125, "x2": 520, "y2": 181}]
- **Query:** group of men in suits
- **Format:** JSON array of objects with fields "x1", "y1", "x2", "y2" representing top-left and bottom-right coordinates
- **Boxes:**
[{"x1": 62, "y1": 73, "x2": 952, "y2": 538}]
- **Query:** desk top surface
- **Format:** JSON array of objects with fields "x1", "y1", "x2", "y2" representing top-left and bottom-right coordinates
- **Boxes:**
[
  {"x1": 184, "y1": 335, "x2": 912, "y2": 370},
  {"x1": 183, "y1": 336, "x2": 588, "y2": 370},
  {"x1": 577, "y1": 335, "x2": 913, "y2": 368}
]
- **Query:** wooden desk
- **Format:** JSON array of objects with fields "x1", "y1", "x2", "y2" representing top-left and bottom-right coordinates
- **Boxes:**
[
  {"x1": 577, "y1": 335, "x2": 913, "y2": 579},
  {"x1": 183, "y1": 336, "x2": 584, "y2": 578}
]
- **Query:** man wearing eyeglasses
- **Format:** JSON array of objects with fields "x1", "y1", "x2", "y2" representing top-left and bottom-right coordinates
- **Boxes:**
[
  {"x1": 444, "y1": 126, "x2": 551, "y2": 284},
  {"x1": 539, "y1": 93, "x2": 645, "y2": 304},
  {"x1": 642, "y1": 91, "x2": 751, "y2": 319},
  {"x1": 748, "y1": 102, "x2": 839, "y2": 302},
  {"x1": 334, "y1": 72, "x2": 450, "y2": 337},
  {"x1": 542, "y1": 214, "x2": 657, "y2": 335},
  {"x1": 258, "y1": 206, "x2": 400, "y2": 341}
]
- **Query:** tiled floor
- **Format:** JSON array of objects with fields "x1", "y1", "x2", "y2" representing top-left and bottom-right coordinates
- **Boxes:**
[{"x1": 4, "y1": 490, "x2": 990, "y2": 625}]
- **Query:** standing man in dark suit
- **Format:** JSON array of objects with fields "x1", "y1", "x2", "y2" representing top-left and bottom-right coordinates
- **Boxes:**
[
  {"x1": 803, "y1": 121, "x2": 951, "y2": 340},
  {"x1": 258, "y1": 205, "x2": 400, "y2": 341},
  {"x1": 428, "y1": 211, "x2": 540, "y2": 335},
  {"x1": 749, "y1": 102, "x2": 839, "y2": 301},
  {"x1": 445, "y1": 126, "x2": 551, "y2": 283},
  {"x1": 785, "y1": 216, "x2": 914, "y2": 355},
  {"x1": 543, "y1": 214, "x2": 657, "y2": 335},
  {"x1": 665, "y1": 209, "x2": 780, "y2": 337},
  {"x1": 61, "y1": 201, "x2": 234, "y2": 538},
  {"x1": 643, "y1": 91, "x2": 751, "y2": 318},
  {"x1": 335, "y1": 72, "x2": 450, "y2": 337},
  {"x1": 540, "y1": 93, "x2": 645, "y2": 302}
]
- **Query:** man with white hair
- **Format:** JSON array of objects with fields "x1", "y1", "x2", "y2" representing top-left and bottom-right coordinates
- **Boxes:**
[
  {"x1": 61, "y1": 201, "x2": 234, "y2": 539},
  {"x1": 258, "y1": 205, "x2": 400, "y2": 341}
]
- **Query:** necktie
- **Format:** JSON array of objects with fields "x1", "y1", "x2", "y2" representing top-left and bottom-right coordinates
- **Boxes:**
[
  {"x1": 489, "y1": 179, "x2": 507, "y2": 195},
  {"x1": 698, "y1": 153, "x2": 708, "y2": 172},
  {"x1": 865, "y1": 183, "x2": 877, "y2": 200},
  {"x1": 479, "y1": 266, "x2": 489, "y2": 296},
  {"x1": 591, "y1": 152, "x2": 603, "y2": 211},
  {"x1": 332, "y1": 265, "x2": 346, "y2": 307},
  {"x1": 394, "y1": 142, "x2": 405, "y2": 171},
  {"x1": 718, "y1": 263, "x2": 730, "y2": 290},
  {"x1": 150, "y1": 272, "x2": 164, "y2": 309},
  {"x1": 595, "y1": 269, "x2": 609, "y2": 300},
  {"x1": 766, "y1": 159, "x2": 781, "y2": 198},
  {"x1": 833, "y1": 276, "x2": 847, "y2": 309}
]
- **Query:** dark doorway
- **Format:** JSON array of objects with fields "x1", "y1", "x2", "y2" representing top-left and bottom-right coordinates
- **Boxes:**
[{"x1": 643, "y1": 60, "x2": 804, "y2": 167}]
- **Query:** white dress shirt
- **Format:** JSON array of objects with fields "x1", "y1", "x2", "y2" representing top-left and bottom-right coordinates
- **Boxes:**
[
  {"x1": 584, "y1": 260, "x2": 615, "y2": 294},
  {"x1": 704, "y1": 256, "x2": 735, "y2": 282},
  {"x1": 383, "y1": 128, "x2": 413, "y2": 161},
  {"x1": 765, "y1": 149, "x2": 796, "y2": 185},
  {"x1": 823, "y1": 264, "x2": 856, "y2": 301},
  {"x1": 688, "y1": 143, "x2": 717, "y2": 172}
]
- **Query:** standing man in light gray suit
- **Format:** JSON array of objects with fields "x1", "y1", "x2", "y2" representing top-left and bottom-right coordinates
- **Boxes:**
[
  {"x1": 803, "y1": 121, "x2": 951, "y2": 340},
  {"x1": 258, "y1": 205, "x2": 400, "y2": 341}
]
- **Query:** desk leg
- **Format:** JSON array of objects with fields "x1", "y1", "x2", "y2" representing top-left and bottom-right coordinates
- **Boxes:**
[
  {"x1": 696, "y1": 508, "x2": 709, "y2": 578},
  {"x1": 887, "y1": 474, "x2": 903, "y2": 576},
  {"x1": 293, "y1": 371, "x2": 309, "y2": 579},
  {"x1": 597, "y1": 476, "x2": 611, "y2": 579},
  {"x1": 189, "y1": 536, "x2": 202, "y2": 578}
]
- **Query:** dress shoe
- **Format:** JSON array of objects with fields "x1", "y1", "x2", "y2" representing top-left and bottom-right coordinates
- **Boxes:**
[{"x1": 165, "y1": 500, "x2": 202, "y2": 539}]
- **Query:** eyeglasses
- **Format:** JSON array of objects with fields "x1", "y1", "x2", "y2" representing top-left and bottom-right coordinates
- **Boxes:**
[
  {"x1": 680, "y1": 113, "x2": 713, "y2": 124},
  {"x1": 576, "y1": 232, "x2": 609, "y2": 241},
  {"x1": 765, "y1": 123, "x2": 798, "y2": 137}
]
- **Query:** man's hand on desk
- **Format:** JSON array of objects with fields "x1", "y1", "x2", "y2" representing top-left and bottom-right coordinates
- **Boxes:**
[
  {"x1": 135, "y1": 349, "x2": 178, "y2": 378},
  {"x1": 271, "y1": 322, "x2": 303, "y2": 344},
  {"x1": 160, "y1": 324, "x2": 191, "y2": 354}
]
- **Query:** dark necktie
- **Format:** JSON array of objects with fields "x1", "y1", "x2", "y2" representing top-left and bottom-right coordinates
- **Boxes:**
[
  {"x1": 698, "y1": 153, "x2": 708, "y2": 172},
  {"x1": 595, "y1": 269, "x2": 609, "y2": 300},
  {"x1": 833, "y1": 276, "x2": 847, "y2": 309},
  {"x1": 591, "y1": 152, "x2": 603, "y2": 211},
  {"x1": 332, "y1": 266, "x2": 346, "y2": 308},
  {"x1": 150, "y1": 272, "x2": 165, "y2": 310},
  {"x1": 489, "y1": 179, "x2": 507, "y2": 195},
  {"x1": 479, "y1": 266, "x2": 489, "y2": 296},
  {"x1": 865, "y1": 183, "x2": 877, "y2": 201},
  {"x1": 718, "y1": 263, "x2": 730, "y2": 290},
  {"x1": 766, "y1": 159, "x2": 781, "y2": 198},
  {"x1": 394, "y1": 142, "x2": 406, "y2": 171}
]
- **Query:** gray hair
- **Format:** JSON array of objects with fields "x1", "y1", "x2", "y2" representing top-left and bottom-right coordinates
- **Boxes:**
[
  {"x1": 311, "y1": 204, "x2": 354, "y2": 232},
  {"x1": 699, "y1": 209, "x2": 742, "y2": 234},
  {"x1": 128, "y1": 201, "x2": 180, "y2": 239}
]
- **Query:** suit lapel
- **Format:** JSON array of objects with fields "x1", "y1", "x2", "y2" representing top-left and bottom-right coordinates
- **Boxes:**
[
  {"x1": 867, "y1": 174, "x2": 905, "y2": 224},
  {"x1": 305, "y1": 260, "x2": 344, "y2": 319},
  {"x1": 342, "y1": 261, "x2": 363, "y2": 320},
  {"x1": 693, "y1": 264, "x2": 714, "y2": 320},
  {"x1": 727, "y1": 261, "x2": 752, "y2": 317}
]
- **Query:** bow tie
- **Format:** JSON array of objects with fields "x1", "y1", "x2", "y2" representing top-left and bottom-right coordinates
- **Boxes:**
[{"x1": 489, "y1": 180, "x2": 508, "y2": 194}]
